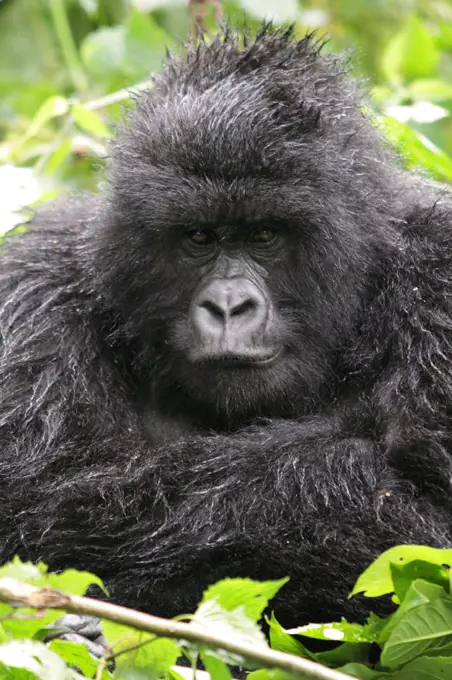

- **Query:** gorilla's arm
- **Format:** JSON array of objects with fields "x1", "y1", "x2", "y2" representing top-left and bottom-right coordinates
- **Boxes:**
[{"x1": 2, "y1": 411, "x2": 449, "y2": 625}]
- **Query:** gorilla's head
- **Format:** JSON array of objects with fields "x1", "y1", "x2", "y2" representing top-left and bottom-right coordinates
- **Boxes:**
[{"x1": 95, "y1": 27, "x2": 398, "y2": 421}]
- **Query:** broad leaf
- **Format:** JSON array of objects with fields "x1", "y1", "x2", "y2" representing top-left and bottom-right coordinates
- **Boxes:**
[
  {"x1": 391, "y1": 655, "x2": 452, "y2": 679},
  {"x1": 287, "y1": 620, "x2": 368, "y2": 643},
  {"x1": 337, "y1": 664, "x2": 384, "y2": 679},
  {"x1": 48, "y1": 569, "x2": 106, "y2": 597},
  {"x1": 381, "y1": 597, "x2": 452, "y2": 668},
  {"x1": 381, "y1": 16, "x2": 439, "y2": 83},
  {"x1": 71, "y1": 104, "x2": 111, "y2": 139},
  {"x1": 408, "y1": 79, "x2": 452, "y2": 102},
  {"x1": 351, "y1": 546, "x2": 452, "y2": 598},
  {"x1": 247, "y1": 670, "x2": 294, "y2": 680},
  {"x1": 48, "y1": 640, "x2": 100, "y2": 678},
  {"x1": 80, "y1": 27, "x2": 125, "y2": 80},
  {"x1": 379, "y1": 579, "x2": 445, "y2": 645},
  {"x1": 198, "y1": 578, "x2": 288, "y2": 623},
  {"x1": 267, "y1": 613, "x2": 314, "y2": 659},
  {"x1": 200, "y1": 652, "x2": 232, "y2": 680},
  {"x1": 390, "y1": 561, "x2": 449, "y2": 602},
  {"x1": 0, "y1": 640, "x2": 74, "y2": 680}
]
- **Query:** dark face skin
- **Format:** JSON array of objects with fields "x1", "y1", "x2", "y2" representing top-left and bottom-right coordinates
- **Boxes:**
[
  {"x1": 102, "y1": 169, "x2": 370, "y2": 430},
  {"x1": 143, "y1": 211, "x2": 338, "y2": 428}
]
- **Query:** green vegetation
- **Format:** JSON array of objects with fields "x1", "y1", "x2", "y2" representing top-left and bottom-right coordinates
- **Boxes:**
[{"x1": 3, "y1": 547, "x2": 452, "y2": 679}]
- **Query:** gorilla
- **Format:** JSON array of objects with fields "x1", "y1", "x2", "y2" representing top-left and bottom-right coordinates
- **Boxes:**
[{"x1": 1, "y1": 25, "x2": 452, "y2": 631}]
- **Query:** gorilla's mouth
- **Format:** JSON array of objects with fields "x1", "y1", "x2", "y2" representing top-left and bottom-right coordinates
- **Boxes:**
[{"x1": 201, "y1": 350, "x2": 282, "y2": 368}]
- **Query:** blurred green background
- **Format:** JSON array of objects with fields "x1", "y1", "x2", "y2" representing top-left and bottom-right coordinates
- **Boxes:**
[{"x1": 2, "y1": 0, "x2": 452, "y2": 232}]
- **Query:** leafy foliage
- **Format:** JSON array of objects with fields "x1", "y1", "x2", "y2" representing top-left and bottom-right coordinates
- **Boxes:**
[{"x1": 4, "y1": 548, "x2": 452, "y2": 678}]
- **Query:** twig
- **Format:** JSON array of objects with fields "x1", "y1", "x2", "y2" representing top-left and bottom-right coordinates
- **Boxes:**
[
  {"x1": 84, "y1": 81, "x2": 152, "y2": 112},
  {"x1": 0, "y1": 579, "x2": 354, "y2": 680}
]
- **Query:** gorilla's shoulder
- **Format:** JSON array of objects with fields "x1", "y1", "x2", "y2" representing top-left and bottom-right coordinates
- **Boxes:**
[{"x1": 0, "y1": 194, "x2": 98, "y2": 283}]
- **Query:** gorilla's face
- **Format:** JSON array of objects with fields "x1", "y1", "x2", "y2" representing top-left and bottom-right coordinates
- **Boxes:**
[{"x1": 136, "y1": 181, "x2": 364, "y2": 419}]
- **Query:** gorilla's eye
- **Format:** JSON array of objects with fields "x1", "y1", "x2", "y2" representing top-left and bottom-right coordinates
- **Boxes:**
[
  {"x1": 250, "y1": 229, "x2": 276, "y2": 244},
  {"x1": 188, "y1": 230, "x2": 214, "y2": 246}
]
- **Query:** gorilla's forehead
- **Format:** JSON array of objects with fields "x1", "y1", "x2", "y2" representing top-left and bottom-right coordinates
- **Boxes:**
[
  {"x1": 114, "y1": 77, "x2": 365, "y2": 233},
  {"x1": 133, "y1": 164, "x2": 326, "y2": 231},
  {"x1": 128, "y1": 78, "x2": 324, "y2": 181}
]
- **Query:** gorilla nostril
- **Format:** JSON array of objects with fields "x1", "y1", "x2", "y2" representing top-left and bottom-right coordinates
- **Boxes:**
[
  {"x1": 200, "y1": 300, "x2": 225, "y2": 322},
  {"x1": 230, "y1": 299, "x2": 257, "y2": 318}
]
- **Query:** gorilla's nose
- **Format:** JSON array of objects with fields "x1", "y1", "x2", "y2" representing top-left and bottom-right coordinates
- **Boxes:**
[{"x1": 192, "y1": 278, "x2": 268, "y2": 342}]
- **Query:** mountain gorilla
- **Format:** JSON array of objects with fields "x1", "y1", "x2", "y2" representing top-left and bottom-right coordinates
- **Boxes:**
[{"x1": 1, "y1": 26, "x2": 452, "y2": 634}]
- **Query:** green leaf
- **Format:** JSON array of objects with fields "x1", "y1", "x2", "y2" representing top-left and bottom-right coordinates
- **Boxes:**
[
  {"x1": 381, "y1": 597, "x2": 452, "y2": 669},
  {"x1": 390, "y1": 561, "x2": 450, "y2": 602},
  {"x1": 316, "y1": 643, "x2": 372, "y2": 669},
  {"x1": 336, "y1": 664, "x2": 384, "y2": 679},
  {"x1": 381, "y1": 117, "x2": 452, "y2": 182},
  {"x1": 117, "y1": 637, "x2": 180, "y2": 676},
  {"x1": 102, "y1": 620, "x2": 148, "y2": 650},
  {"x1": 198, "y1": 578, "x2": 288, "y2": 623},
  {"x1": 182, "y1": 579, "x2": 289, "y2": 668},
  {"x1": 71, "y1": 104, "x2": 111, "y2": 139},
  {"x1": 0, "y1": 663, "x2": 36, "y2": 680},
  {"x1": 43, "y1": 138, "x2": 73, "y2": 175},
  {"x1": 391, "y1": 655, "x2": 452, "y2": 679},
  {"x1": 1, "y1": 612, "x2": 61, "y2": 642},
  {"x1": 104, "y1": 626, "x2": 178, "y2": 679},
  {"x1": 381, "y1": 17, "x2": 439, "y2": 83},
  {"x1": 200, "y1": 652, "x2": 232, "y2": 680},
  {"x1": 408, "y1": 79, "x2": 452, "y2": 102},
  {"x1": 350, "y1": 546, "x2": 452, "y2": 598},
  {"x1": 0, "y1": 640, "x2": 73, "y2": 680},
  {"x1": 80, "y1": 26, "x2": 126, "y2": 80},
  {"x1": 123, "y1": 9, "x2": 172, "y2": 78},
  {"x1": 47, "y1": 569, "x2": 106, "y2": 596},
  {"x1": 286, "y1": 620, "x2": 368, "y2": 644},
  {"x1": 247, "y1": 670, "x2": 294, "y2": 680},
  {"x1": 48, "y1": 640, "x2": 99, "y2": 677},
  {"x1": 400, "y1": 17, "x2": 439, "y2": 81},
  {"x1": 267, "y1": 613, "x2": 314, "y2": 659},
  {"x1": 17, "y1": 97, "x2": 68, "y2": 148},
  {"x1": 362, "y1": 613, "x2": 388, "y2": 643},
  {"x1": 0, "y1": 559, "x2": 48, "y2": 586},
  {"x1": 379, "y1": 579, "x2": 445, "y2": 645},
  {"x1": 193, "y1": 597, "x2": 267, "y2": 666}
]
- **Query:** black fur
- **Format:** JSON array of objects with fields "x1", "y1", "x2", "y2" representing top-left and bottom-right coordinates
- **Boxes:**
[{"x1": 1, "y1": 26, "x2": 452, "y2": 627}]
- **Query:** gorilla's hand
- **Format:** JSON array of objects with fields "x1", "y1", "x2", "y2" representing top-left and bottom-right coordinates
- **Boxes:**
[{"x1": 46, "y1": 614, "x2": 107, "y2": 659}]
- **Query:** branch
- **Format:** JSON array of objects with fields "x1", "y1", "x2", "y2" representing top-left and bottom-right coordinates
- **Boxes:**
[
  {"x1": 84, "y1": 81, "x2": 152, "y2": 111},
  {"x1": 0, "y1": 579, "x2": 354, "y2": 680}
]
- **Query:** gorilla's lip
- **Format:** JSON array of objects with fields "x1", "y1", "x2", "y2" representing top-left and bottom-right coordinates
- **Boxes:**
[{"x1": 200, "y1": 350, "x2": 282, "y2": 368}]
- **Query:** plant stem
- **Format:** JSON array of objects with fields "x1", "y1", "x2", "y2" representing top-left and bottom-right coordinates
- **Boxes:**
[
  {"x1": 0, "y1": 579, "x2": 354, "y2": 680},
  {"x1": 85, "y1": 80, "x2": 152, "y2": 111},
  {"x1": 48, "y1": 0, "x2": 87, "y2": 93}
]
